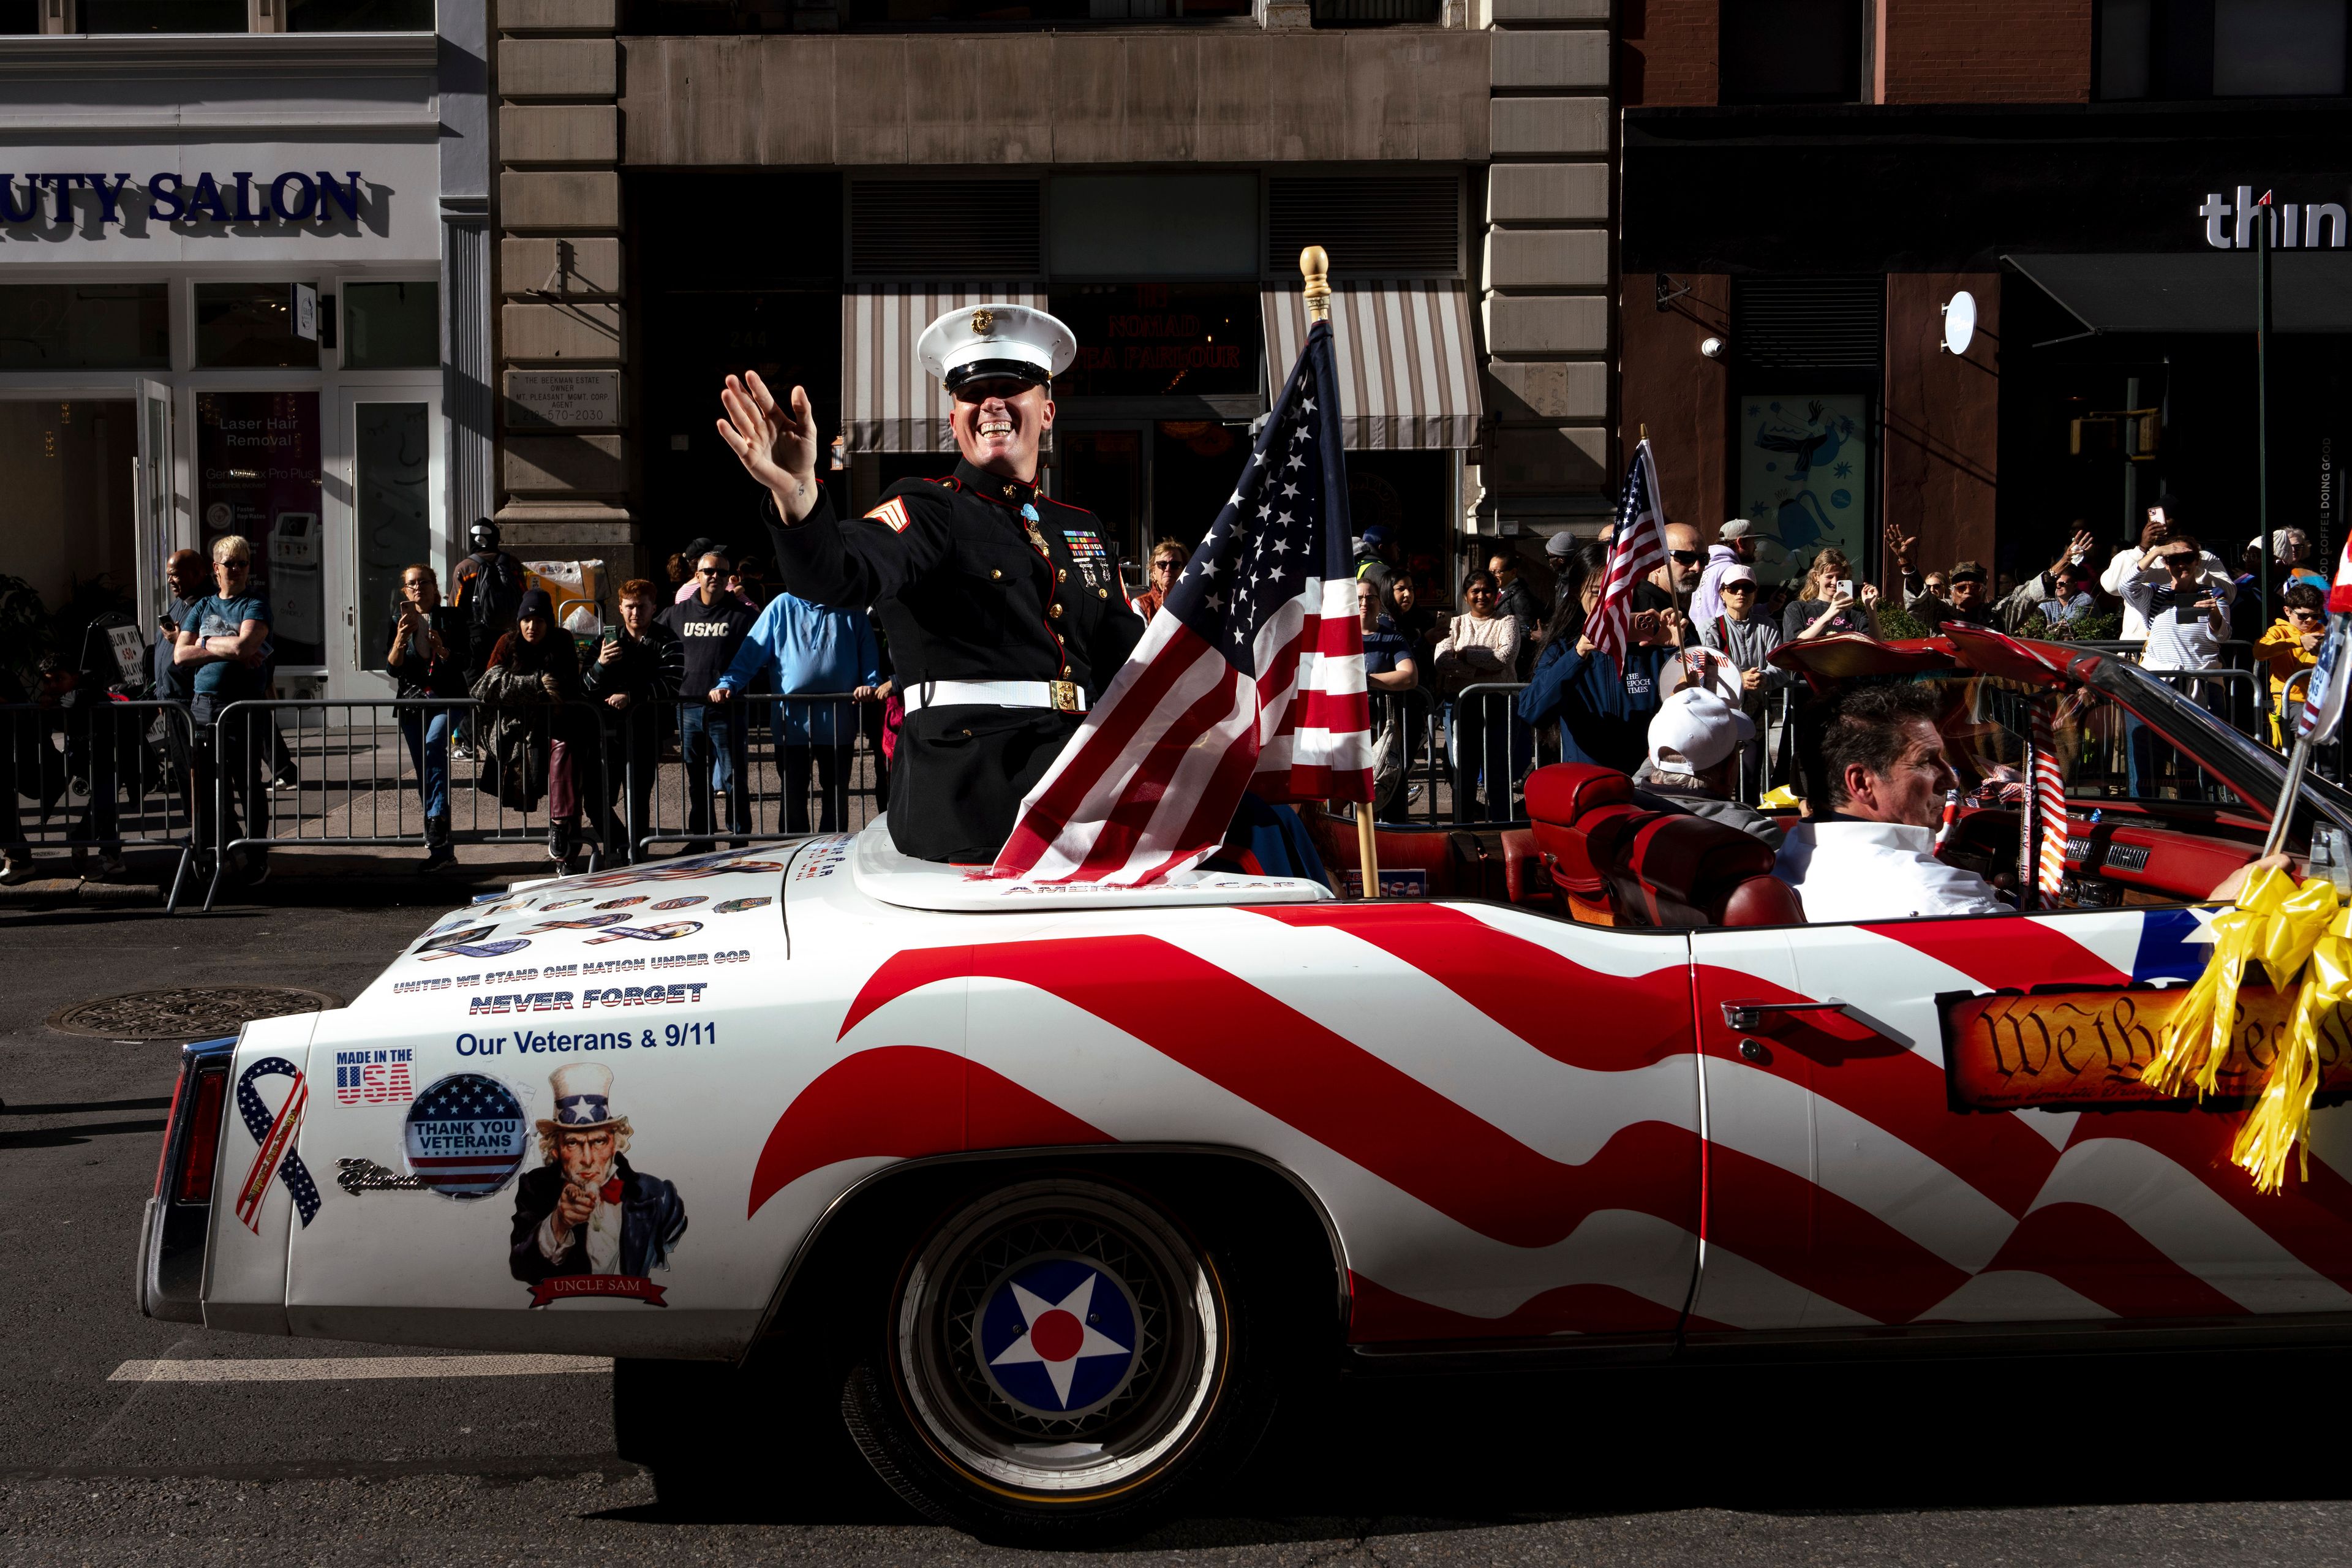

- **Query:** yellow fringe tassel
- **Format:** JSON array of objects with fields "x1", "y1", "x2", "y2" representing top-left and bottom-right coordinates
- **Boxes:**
[
  {"x1": 2141, "y1": 869, "x2": 2297, "y2": 1098},
  {"x1": 2234, "y1": 905, "x2": 2352, "y2": 1193}
]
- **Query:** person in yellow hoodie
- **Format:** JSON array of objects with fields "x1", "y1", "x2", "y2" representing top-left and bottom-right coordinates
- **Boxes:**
[{"x1": 2258, "y1": 583, "x2": 2328, "y2": 744}]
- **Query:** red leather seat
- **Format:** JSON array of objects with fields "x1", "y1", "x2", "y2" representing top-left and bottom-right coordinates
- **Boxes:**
[
  {"x1": 1601, "y1": 811, "x2": 1805, "y2": 929},
  {"x1": 1524, "y1": 763, "x2": 1637, "y2": 924},
  {"x1": 1524, "y1": 762, "x2": 1802, "y2": 929}
]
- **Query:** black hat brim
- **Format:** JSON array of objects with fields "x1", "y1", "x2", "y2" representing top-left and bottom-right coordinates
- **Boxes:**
[{"x1": 943, "y1": 359, "x2": 1050, "y2": 393}]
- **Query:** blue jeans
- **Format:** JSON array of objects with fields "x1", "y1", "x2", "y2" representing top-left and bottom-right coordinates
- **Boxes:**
[
  {"x1": 399, "y1": 707, "x2": 454, "y2": 823},
  {"x1": 678, "y1": 704, "x2": 750, "y2": 840}
]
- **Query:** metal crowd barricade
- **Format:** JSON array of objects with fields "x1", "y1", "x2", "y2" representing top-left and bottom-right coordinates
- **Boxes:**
[
  {"x1": 202, "y1": 697, "x2": 615, "y2": 910},
  {"x1": 0, "y1": 698, "x2": 200, "y2": 910},
  {"x1": 1365, "y1": 687, "x2": 1446, "y2": 826},
  {"x1": 1448, "y1": 682, "x2": 1555, "y2": 825},
  {"x1": 622, "y1": 692, "x2": 889, "y2": 859}
]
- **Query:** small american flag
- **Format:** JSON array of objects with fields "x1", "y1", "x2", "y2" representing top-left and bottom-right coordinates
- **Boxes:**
[
  {"x1": 1589, "y1": 440, "x2": 1670, "y2": 664},
  {"x1": 991, "y1": 320, "x2": 1369, "y2": 886}
]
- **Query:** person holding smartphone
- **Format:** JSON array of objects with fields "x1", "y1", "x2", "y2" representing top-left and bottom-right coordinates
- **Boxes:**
[
  {"x1": 1783, "y1": 549, "x2": 1882, "y2": 643},
  {"x1": 386, "y1": 564, "x2": 473, "y2": 872},
  {"x1": 2118, "y1": 533, "x2": 2229, "y2": 794}
]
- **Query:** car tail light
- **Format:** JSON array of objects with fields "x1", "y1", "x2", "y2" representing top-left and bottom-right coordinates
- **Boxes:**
[{"x1": 175, "y1": 1068, "x2": 228, "y2": 1205}]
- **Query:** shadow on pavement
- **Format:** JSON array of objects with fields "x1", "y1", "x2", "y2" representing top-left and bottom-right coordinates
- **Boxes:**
[
  {"x1": 0, "y1": 1117, "x2": 166, "y2": 1150},
  {"x1": 598, "y1": 1347, "x2": 2352, "y2": 1543}
]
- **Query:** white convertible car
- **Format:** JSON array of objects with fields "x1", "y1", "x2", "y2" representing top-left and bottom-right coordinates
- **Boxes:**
[{"x1": 139, "y1": 632, "x2": 2352, "y2": 1543}]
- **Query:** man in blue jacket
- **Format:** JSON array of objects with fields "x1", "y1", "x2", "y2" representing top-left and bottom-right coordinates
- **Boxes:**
[{"x1": 714, "y1": 587, "x2": 882, "y2": 835}]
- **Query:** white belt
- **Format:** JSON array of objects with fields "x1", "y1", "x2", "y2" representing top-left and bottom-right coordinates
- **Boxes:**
[{"x1": 904, "y1": 679, "x2": 1087, "y2": 716}]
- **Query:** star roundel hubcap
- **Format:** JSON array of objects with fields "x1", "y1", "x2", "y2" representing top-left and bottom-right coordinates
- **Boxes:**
[{"x1": 973, "y1": 1254, "x2": 1143, "y2": 1420}]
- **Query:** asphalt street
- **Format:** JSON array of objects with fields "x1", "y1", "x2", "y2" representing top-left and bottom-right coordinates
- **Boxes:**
[{"x1": 10, "y1": 894, "x2": 2352, "y2": 1566}]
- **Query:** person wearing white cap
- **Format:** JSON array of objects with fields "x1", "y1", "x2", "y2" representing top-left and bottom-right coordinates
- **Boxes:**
[
  {"x1": 1631, "y1": 686, "x2": 1782, "y2": 849},
  {"x1": 714, "y1": 304, "x2": 1145, "y2": 862},
  {"x1": 1688, "y1": 518, "x2": 1757, "y2": 628},
  {"x1": 1693, "y1": 559, "x2": 1793, "y2": 801}
]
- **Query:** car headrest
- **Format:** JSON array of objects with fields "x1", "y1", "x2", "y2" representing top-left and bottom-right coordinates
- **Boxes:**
[
  {"x1": 1523, "y1": 763, "x2": 1633, "y2": 827},
  {"x1": 1604, "y1": 812, "x2": 1782, "y2": 929}
]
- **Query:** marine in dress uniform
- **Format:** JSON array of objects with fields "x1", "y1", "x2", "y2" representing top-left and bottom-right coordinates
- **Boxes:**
[{"x1": 715, "y1": 304, "x2": 1144, "y2": 863}]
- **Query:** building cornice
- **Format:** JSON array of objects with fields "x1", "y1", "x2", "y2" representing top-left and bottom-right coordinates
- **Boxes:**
[{"x1": 0, "y1": 31, "x2": 438, "y2": 79}]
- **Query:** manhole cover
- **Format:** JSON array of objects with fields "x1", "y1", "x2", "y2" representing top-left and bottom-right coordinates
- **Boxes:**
[{"x1": 48, "y1": 986, "x2": 341, "y2": 1042}]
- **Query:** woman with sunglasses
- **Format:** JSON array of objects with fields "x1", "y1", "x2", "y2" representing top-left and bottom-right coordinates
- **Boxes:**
[
  {"x1": 1695, "y1": 567, "x2": 1793, "y2": 800},
  {"x1": 1128, "y1": 538, "x2": 1191, "y2": 620}
]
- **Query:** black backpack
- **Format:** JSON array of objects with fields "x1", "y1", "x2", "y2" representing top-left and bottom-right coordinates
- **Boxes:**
[{"x1": 459, "y1": 550, "x2": 527, "y2": 636}]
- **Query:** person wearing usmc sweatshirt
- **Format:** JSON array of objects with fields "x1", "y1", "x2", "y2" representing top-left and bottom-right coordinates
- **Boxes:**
[{"x1": 657, "y1": 551, "x2": 759, "y2": 852}]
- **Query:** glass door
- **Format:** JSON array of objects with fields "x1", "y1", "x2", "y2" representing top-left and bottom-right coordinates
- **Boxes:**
[
  {"x1": 133, "y1": 377, "x2": 176, "y2": 622},
  {"x1": 333, "y1": 388, "x2": 443, "y2": 699}
]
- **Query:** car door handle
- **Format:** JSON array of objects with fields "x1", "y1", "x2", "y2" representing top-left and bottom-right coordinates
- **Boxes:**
[{"x1": 1719, "y1": 998, "x2": 1914, "y2": 1050}]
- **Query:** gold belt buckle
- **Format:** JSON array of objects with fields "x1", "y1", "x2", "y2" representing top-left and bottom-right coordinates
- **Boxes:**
[{"x1": 1049, "y1": 680, "x2": 1082, "y2": 714}]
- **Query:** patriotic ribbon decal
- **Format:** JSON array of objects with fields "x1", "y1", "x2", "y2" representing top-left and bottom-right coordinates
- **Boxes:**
[
  {"x1": 584, "y1": 921, "x2": 703, "y2": 944},
  {"x1": 234, "y1": 1057, "x2": 322, "y2": 1232}
]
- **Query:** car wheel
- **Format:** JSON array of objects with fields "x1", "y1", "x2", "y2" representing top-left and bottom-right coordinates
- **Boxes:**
[{"x1": 842, "y1": 1175, "x2": 1274, "y2": 1544}]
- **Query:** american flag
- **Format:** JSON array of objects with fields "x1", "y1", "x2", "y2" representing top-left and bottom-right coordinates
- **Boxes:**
[
  {"x1": 989, "y1": 320, "x2": 1369, "y2": 886},
  {"x1": 1589, "y1": 440, "x2": 1670, "y2": 664}
]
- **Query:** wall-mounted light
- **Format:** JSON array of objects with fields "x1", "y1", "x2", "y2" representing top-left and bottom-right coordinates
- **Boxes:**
[{"x1": 1699, "y1": 336, "x2": 1725, "y2": 360}]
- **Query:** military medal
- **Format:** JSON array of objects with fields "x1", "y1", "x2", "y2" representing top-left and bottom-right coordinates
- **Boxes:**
[{"x1": 1021, "y1": 502, "x2": 1050, "y2": 554}]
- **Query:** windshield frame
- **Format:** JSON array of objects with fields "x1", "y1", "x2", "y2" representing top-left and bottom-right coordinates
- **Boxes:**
[{"x1": 2067, "y1": 649, "x2": 2352, "y2": 850}]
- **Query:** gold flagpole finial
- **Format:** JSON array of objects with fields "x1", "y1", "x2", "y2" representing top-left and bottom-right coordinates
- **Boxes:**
[{"x1": 1301, "y1": 246, "x2": 1332, "y2": 325}]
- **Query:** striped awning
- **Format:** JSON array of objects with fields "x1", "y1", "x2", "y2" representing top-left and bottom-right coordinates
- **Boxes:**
[
  {"x1": 841, "y1": 284, "x2": 1047, "y2": 453},
  {"x1": 1261, "y1": 280, "x2": 1482, "y2": 450}
]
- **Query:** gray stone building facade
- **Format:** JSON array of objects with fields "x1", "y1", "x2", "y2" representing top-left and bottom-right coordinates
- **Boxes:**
[{"x1": 488, "y1": 0, "x2": 1618, "y2": 597}]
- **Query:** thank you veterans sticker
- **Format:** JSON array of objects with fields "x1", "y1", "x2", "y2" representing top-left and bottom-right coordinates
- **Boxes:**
[{"x1": 403, "y1": 1072, "x2": 530, "y2": 1198}]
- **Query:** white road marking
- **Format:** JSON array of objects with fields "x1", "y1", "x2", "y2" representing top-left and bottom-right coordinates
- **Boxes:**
[{"x1": 108, "y1": 1354, "x2": 609, "y2": 1384}]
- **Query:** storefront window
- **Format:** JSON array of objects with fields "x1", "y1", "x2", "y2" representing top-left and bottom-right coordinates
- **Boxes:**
[
  {"x1": 194, "y1": 392, "x2": 325, "y2": 667},
  {"x1": 0, "y1": 284, "x2": 169, "y2": 371},
  {"x1": 1719, "y1": 0, "x2": 1866, "y2": 105},
  {"x1": 80, "y1": 1, "x2": 246, "y2": 31},
  {"x1": 354, "y1": 403, "x2": 431, "y2": 674},
  {"x1": 341, "y1": 281, "x2": 440, "y2": 370},
  {"x1": 1738, "y1": 394, "x2": 1872, "y2": 590},
  {"x1": 2215, "y1": 0, "x2": 2348, "y2": 96},
  {"x1": 1345, "y1": 453, "x2": 1453, "y2": 608},
  {"x1": 290, "y1": 0, "x2": 436, "y2": 28},
  {"x1": 1046, "y1": 284, "x2": 1260, "y2": 400},
  {"x1": 195, "y1": 284, "x2": 320, "y2": 370},
  {"x1": 2098, "y1": 0, "x2": 2348, "y2": 98}
]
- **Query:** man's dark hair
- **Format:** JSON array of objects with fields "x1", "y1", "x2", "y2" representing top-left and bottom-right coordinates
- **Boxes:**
[
  {"x1": 2285, "y1": 583, "x2": 2326, "y2": 614},
  {"x1": 1803, "y1": 681, "x2": 1945, "y2": 812}
]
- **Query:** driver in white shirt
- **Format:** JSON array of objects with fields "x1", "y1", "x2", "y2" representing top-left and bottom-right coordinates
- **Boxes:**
[{"x1": 1776, "y1": 682, "x2": 2281, "y2": 923}]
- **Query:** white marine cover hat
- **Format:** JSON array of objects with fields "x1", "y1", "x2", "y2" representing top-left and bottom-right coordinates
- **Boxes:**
[
  {"x1": 916, "y1": 303, "x2": 1078, "y2": 391},
  {"x1": 1647, "y1": 686, "x2": 1757, "y2": 777},
  {"x1": 538, "y1": 1060, "x2": 630, "y2": 1138}
]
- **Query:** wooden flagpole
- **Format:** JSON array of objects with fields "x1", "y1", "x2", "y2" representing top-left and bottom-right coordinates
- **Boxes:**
[{"x1": 1303, "y1": 245, "x2": 1381, "y2": 900}]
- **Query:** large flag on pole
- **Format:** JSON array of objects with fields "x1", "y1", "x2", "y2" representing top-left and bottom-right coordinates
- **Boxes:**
[
  {"x1": 1589, "y1": 439, "x2": 1670, "y2": 663},
  {"x1": 989, "y1": 318, "x2": 1369, "y2": 886}
]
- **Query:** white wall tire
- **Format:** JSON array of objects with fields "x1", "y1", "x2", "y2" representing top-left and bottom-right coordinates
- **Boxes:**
[{"x1": 842, "y1": 1175, "x2": 1276, "y2": 1544}]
